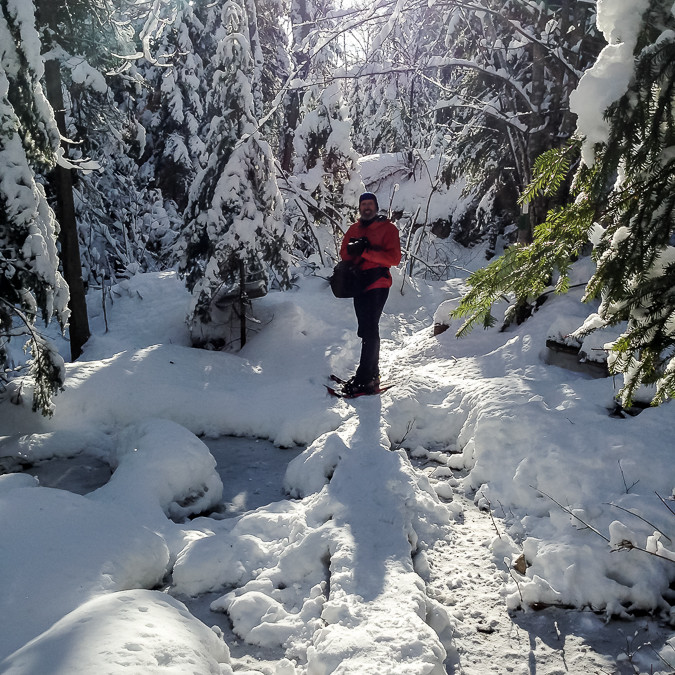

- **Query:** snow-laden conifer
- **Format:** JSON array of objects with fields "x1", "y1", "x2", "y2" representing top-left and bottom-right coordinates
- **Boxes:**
[
  {"x1": 279, "y1": 0, "x2": 365, "y2": 260},
  {"x1": 571, "y1": 0, "x2": 675, "y2": 406},
  {"x1": 177, "y1": 0, "x2": 289, "y2": 347},
  {"x1": 453, "y1": 0, "x2": 675, "y2": 407},
  {"x1": 141, "y1": 2, "x2": 209, "y2": 215},
  {"x1": 289, "y1": 80, "x2": 364, "y2": 258},
  {"x1": 254, "y1": 0, "x2": 291, "y2": 120},
  {"x1": 0, "y1": 0, "x2": 69, "y2": 415}
]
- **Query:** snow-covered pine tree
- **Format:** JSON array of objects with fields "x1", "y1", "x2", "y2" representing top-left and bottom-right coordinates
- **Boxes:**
[
  {"x1": 346, "y1": 76, "x2": 389, "y2": 157},
  {"x1": 279, "y1": 0, "x2": 318, "y2": 174},
  {"x1": 572, "y1": 0, "x2": 675, "y2": 406},
  {"x1": 256, "y1": 0, "x2": 291, "y2": 109},
  {"x1": 280, "y1": 0, "x2": 365, "y2": 261},
  {"x1": 290, "y1": 80, "x2": 364, "y2": 259},
  {"x1": 140, "y1": 1, "x2": 209, "y2": 214},
  {"x1": 452, "y1": 0, "x2": 675, "y2": 407},
  {"x1": 177, "y1": 0, "x2": 289, "y2": 348},
  {"x1": 137, "y1": 0, "x2": 290, "y2": 272},
  {"x1": 0, "y1": 0, "x2": 69, "y2": 415},
  {"x1": 253, "y1": 0, "x2": 291, "y2": 149}
]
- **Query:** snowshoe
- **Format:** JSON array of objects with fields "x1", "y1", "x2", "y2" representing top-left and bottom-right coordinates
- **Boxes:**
[{"x1": 325, "y1": 374, "x2": 393, "y2": 399}]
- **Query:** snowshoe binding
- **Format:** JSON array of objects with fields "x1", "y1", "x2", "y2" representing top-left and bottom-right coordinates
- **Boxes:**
[{"x1": 325, "y1": 374, "x2": 393, "y2": 399}]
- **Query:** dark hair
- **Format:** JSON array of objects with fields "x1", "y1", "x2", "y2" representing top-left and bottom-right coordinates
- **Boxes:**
[{"x1": 359, "y1": 192, "x2": 379, "y2": 209}]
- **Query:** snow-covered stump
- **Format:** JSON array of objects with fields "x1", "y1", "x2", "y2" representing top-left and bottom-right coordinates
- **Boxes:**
[{"x1": 185, "y1": 400, "x2": 454, "y2": 673}]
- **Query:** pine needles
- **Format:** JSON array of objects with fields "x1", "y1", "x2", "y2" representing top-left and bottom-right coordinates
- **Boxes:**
[
  {"x1": 452, "y1": 12, "x2": 675, "y2": 407},
  {"x1": 452, "y1": 140, "x2": 591, "y2": 337}
]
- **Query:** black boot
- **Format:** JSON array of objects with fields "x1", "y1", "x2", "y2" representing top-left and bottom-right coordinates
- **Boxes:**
[{"x1": 342, "y1": 374, "x2": 380, "y2": 396}]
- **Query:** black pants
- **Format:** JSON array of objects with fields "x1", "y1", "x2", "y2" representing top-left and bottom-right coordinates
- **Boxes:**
[{"x1": 353, "y1": 287, "x2": 389, "y2": 382}]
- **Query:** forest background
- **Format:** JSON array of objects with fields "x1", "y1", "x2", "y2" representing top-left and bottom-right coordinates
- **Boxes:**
[{"x1": 1, "y1": 0, "x2": 674, "y2": 415}]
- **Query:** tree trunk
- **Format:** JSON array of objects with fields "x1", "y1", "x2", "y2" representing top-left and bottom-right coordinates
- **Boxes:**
[
  {"x1": 279, "y1": 0, "x2": 312, "y2": 173},
  {"x1": 280, "y1": 89, "x2": 300, "y2": 174},
  {"x1": 44, "y1": 59, "x2": 90, "y2": 360},
  {"x1": 519, "y1": 39, "x2": 547, "y2": 245},
  {"x1": 239, "y1": 260, "x2": 247, "y2": 348}
]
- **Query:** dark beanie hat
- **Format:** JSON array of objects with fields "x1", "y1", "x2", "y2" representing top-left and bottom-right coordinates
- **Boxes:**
[{"x1": 359, "y1": 192, "x2": 379, "y2": 209}]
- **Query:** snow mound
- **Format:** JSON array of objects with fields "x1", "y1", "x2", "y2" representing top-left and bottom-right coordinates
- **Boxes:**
[
  {"x1": 0, "y1": 485, "x2": 169, "y2": 658},
  {"x1": 89, "y1": 418, "x2": 223, "y2": 524},
  {"x1": 0, "y1": 590, "x2": 233, "y2": 675}
]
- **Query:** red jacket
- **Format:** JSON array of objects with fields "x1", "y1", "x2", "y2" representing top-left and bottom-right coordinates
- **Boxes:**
[{"x1": 340, "y1": 216, "x2": 402, "y2": 291}]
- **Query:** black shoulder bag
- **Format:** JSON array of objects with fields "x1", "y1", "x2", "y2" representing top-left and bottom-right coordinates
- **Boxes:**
[
  {"x1": 330, "y1": 260, "x2": 360, "y2": 298},
  {"x1": 330, "y1": 261, "x2": 388, "y2": 298}
]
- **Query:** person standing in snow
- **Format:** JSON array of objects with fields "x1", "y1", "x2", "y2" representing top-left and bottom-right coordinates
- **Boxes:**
[{"x1": 339, "y1": 192, "x2": 401, "y2": 396}]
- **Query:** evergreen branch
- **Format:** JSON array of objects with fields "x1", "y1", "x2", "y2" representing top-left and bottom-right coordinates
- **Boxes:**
[
  {"x1": 451, "y1": 192, "x2": 594, "y2": 336},
  {"x1": 519, "y1": 139, "x2": 581, "y2": 204},
  {"x1": 0, "y1": 298, "x2": 65, "y2": 417}
]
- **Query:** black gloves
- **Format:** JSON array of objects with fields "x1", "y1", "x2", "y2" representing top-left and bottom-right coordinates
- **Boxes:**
[{"x1": 347, "y1": 236, "x2": 369, "y2": 257}]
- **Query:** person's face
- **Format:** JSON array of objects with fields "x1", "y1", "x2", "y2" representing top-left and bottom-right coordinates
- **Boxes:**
[{"x1": 359, "y1": 199, "x2": 377, "y2": 220}]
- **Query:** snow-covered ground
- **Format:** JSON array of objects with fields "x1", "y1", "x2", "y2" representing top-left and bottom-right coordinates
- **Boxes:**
[{"x1": 1, "y1": 251, "x2": 674, "y2": 674}]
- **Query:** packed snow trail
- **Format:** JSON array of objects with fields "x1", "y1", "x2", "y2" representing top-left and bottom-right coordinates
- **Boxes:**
[
  {"x1": 422, "y1": 488, "x2": 652, "y2": 674},
  {"x1": 174, "y1": 402, "x2": 457, "y2": 673},
  {"x1": 285, "y1": 401, "x2": 453, "y2": 674}
]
